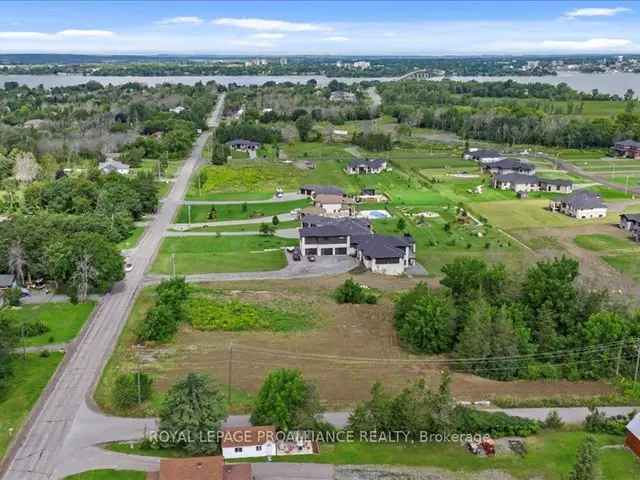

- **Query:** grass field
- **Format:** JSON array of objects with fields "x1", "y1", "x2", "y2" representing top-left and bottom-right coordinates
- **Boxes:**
[
  {"x1": 0, "y1": 353, "x2": 64, "y2": 459},
  {"x1": 574, "y1": 233, "x2": 636, "y2": 252},
  {"x1": 103, "y1": 430, "x2": 639, "y2": 480},
  {"x1": 180, "y1": 219, "x2": 300, "y2": 233},
  {"x1": 603, "y1": 255, "x2": 640, "y2": 281},
  {"x1": 268, "y1": 432, "x2": 639, "y2": 480},
  {"x1": 117, "y1": 227, "x2": 145, "y2": 250},
  {"x1": 63, "y1": 470, "x2": 146, "y2": 480},
  {"x1": 175, "y1": 198, "x2": 309, "y2": 223},
  {"x1": 473, "y1": 200, "x2": 613, "y2": 230},
  {"x1": 4, "y1": 302, "x2": 95, "y2": 347},
  {"x1": 151, "y1": 235, "x2": 297, "y2": 274}
]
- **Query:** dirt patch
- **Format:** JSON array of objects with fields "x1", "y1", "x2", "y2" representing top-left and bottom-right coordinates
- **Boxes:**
[
  {"x1": 135, "y1": 275, "x2": 614, "y2": 411},
  {"x1": 512, "y1": 223, "x2": 640, "y2": 301}
]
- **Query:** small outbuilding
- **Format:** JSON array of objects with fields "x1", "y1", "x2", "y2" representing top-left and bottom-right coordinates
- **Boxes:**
[{"x1": 625, "y1": 413, "x2": 640, "y2": 457}]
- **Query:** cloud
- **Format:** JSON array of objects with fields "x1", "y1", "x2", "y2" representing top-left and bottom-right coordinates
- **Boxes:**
[
  {"x1": 565, "y1": 7, "x2": 631, "y2": 18},
  {"x1": 540, "y1": 37, "x2": 632, "y2": 50},
  {"x1": 250, "y1": 33, "x2": 285, "y2": 40},
  {"x1": 156, "y1": 16, "x2": 204, "y2": 25},
  {"x1": 212, "y1": 17, "x2": 330, "y2": 32},
  {"x1": 0, "y1": 29, "x2": 114, "y2": 40},
  {"x1": 323, "y1": 36, "x2": 350, "y2": 42}
]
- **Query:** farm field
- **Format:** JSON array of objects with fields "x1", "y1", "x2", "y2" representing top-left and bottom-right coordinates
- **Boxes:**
[
  {"x1": 0, "y1": 353, "x2": 64, "y2": 460},
  {"x1": 151, "y1": 235, "x2": 297, "y2": 275},
  {"x1": 175, "y1": 198, "x2": 309, "y2": 223},
  {"x1": 4, "y1": 302, "x2": 95, "y2": 347},
  {"x1": 96, "y1": 277, "x2": 615, "y2": 416}
]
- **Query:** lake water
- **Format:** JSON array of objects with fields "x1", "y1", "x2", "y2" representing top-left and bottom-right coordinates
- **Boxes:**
[{"x1": 1, "y1": 71, "x2": 640, "y2": 96}]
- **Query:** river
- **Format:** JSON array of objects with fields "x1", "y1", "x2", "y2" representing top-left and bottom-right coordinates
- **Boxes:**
[{"x1": 1, "y1": 71, "x2": 640, "y2": 96}]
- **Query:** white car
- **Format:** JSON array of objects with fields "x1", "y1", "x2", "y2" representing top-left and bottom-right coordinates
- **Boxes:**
[{"x1": 125, "y1": 262, "x2": 134, "y2": 272}]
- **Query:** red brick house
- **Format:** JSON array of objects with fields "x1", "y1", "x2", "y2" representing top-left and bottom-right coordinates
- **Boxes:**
[{"x1": 625, "y1": 413, "x2": 640, "y2": 457}]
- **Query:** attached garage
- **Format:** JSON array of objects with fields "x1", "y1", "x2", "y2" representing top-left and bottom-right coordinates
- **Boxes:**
[{"x1": 320, "y1": 248, "x2": 334, "y2": 256}]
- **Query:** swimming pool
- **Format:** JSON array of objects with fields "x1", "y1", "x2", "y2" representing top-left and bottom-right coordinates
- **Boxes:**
[{"x1": 359, "y1": 210, "x2": 391, "y2": 219}]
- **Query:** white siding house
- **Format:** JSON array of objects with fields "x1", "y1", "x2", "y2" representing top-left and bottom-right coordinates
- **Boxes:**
[
  {"x1": 549, "y1": 190, "x2": 607, "y2": 219},
  {"x1": 221, "y1": 426, "x2": 276, "y2": 460}
]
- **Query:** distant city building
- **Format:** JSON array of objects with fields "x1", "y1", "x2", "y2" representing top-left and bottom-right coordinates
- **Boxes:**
[
  {"x1": 280, "y1": 57, "x2": 288, "y2": 65},
  {"x1": 353, "y1": 61, "x2": 371, "y2": 69},
  {"x1": 329, "y1": 90, "x2": 357, "y2": 103}
]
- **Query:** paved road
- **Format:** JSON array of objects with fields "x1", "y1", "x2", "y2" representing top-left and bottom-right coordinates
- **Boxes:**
[
  {"x1": 183, "y1": 192, "x2": 306, "y2": 205},
  {"x1": 1, "y1": 93, "x2": 226, "y2": 480}
]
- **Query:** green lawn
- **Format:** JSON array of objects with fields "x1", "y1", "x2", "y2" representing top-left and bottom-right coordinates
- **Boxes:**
[
  {"x1": 574, "y1": 234, "x2": 636, "y2": 252},
  {"x1": 4, "y1": 302, "x2": 95, "y2": 347},
  {"x1": 63, "y1": 470, "x2": 146, "y2": 480},
  {"x1": 117, "y1": 227, "x2": 145, "y2": 250},
  {"x1": 269, "y1": 432, "x2": 639, "y2": 480},
  {"x1": 603, "y1": 255, "x2": 640, "y2": 281},
  {"x1": 181, "y1": 219, "x2": 300, "y2": 233},
  {"x1": 151, "y1": 235, "x2": 297, "y2": 274},
  {"x1": 175, "y1": 198, "x2": 309, "y2": 223},
  {"x1": 0, "y1": 353, "x2": 64, "y2": 459},
  {"x1": 99, "y1": 432, "x2": 640, "y2": 480}
]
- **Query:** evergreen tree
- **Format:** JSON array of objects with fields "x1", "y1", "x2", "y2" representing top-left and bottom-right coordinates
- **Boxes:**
[
  {"x1": 569, "y1": 435, "x2": 599, "y2": 480},
  {"x1": 158, "y1": 373, "x2": 227, "y2": 454}
]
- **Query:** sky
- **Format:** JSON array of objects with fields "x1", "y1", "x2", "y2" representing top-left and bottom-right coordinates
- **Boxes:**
[{"x1": 1, "y1": 1, "x2": 640, "y2": 56}]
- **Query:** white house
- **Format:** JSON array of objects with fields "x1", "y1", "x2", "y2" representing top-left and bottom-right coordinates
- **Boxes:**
[
  {"x1": 169, "y1": 106, "x2": 186, "y2": 114},
  {"x1": 492, "y1": 173, "x2": 539, "y2": 193},
  {"x1": 354, "y1": 234, "x2": 416, "y2": 276},
  {"x1": 549, "y1": 190, "x2": 607, "y2": 219},
  {"x1": 464, "y1": 148, "x2": 504, "y2": 164},
  {"x1": 221, "y1": 426, "x2": 276, "y2": 460},
  {"x1": 98, "y1": 159, "x2": 130, "y2": 175},
  {"x1": 345, "y1": 158, "x2": 387, "y2": 175}
]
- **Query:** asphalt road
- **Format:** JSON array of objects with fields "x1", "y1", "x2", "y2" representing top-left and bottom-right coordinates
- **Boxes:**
[{"x1": 1, "y1": 93, "x2": 225, "y2": 480}]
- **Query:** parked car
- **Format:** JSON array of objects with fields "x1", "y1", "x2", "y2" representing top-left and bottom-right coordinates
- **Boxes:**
[
  {"x1": 125, "y1": 261, "x2": 134, "y2": 272},
  {"x1": 307, "y1": 254, "x2": 316, "y2": 262},
  {"x1": 292, "y1": 248, "x2": 301, "y2": 261}
]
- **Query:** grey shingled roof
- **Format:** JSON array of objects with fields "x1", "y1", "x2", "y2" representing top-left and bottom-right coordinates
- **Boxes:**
[
  {"x1": 300, "y1": 184, "x2": 345, "y2": 196},
  {"x1": 557, "y1": 190, "x2": 606, "y2": 209},
  {"x1": 621, "y1": 213, "x2": 640, "y2": 222},
  {"x1": 226, "y1": 138, "x2": 261, "y2": 148},
  {"x1": 495, "y1": 173, "x2": 539, "y2": 185},
  {"x1": 614, "y1": 139, "x2": 640, "y2": 148},
  {"x1": 490, "y1": 158, "x2": 535, "y2": 172},
  {"x1": 357, "y1": 235, "x2": 411, "y2": 259},
  {"x1": 347, "y1": 158, "x2": 386, "y2": 170},
  {"x1": 467, "y1": 149, "x2": 502, "y2": 158},
  {"x1": 301, "y1": 215, "x2": 371, "y2": 232},
  {"x1": 539, "y1": 178, "x2": 573, "y2": 187}
]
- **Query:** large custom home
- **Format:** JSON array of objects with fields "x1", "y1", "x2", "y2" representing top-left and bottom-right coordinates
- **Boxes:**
[
  {"x1": 539, "y1": 178, "x2": 574, "y2": 194},
  {"x1": 492, "y1": 173, "x2": 540, "y2": 192},
  {"x1": 491, "y1": 173, "x2": 573, "y2": 194},
  {"x1": 620, "y1": 213, "x2": 640, "y2": 231},
  {"x1": 464, "y1": 148, "x2": 504, "y2": 164},
  {"x1": 612, "y1": 139, "x2": 640, "y2": 159},
  {"x1": 99, "y1": 159, "x2": 130, "y2": 175},
  {"x1": 147, "y1": 456, "x2": 251, "y2": 480},
  {"x1": 299, "y1": 184, "x2": 345, "y2": 197},
  {"x1": 549, "y1": 190, "x2": 607, "y2": 219},
  {"x1": 483, "y1": 158, "x2": 536, "y2": 176},
  {"x1": 225, "y1": 139, "x2": 261, "y2": 152},
  {"x1": 298, "y1": 216, "x2": 415, "y2": 275},
  {"x1": 345, "y1": 158, "x2": 387, "y2": 175},
  {"x1": 221, "y1": 426, "x2": 276, "y2": 460}
]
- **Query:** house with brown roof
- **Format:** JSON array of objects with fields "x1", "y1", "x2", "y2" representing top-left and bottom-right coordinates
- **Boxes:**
[
  {"x1": 147, "y1": 456, "x2": 251, "y2": 480},
  {"x1": 221, "y1": 426, "x2": 276, "y2": 460},
  {"x1": 314, "y1": 194, "x2": 355, "y2": 216}
]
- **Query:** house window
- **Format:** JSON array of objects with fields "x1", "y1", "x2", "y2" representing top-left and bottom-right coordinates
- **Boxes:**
[
  {"x1": 335, "y1": 247, "x2": 347, "y2": 255},
  {"x1": 321, "y1": 248, "x2": 333, "y2": 256},
  {"x1": 256, "y1": 445, "x2": 262, "y2": 452},
  {"x1": 235, "y1": 447, "x2": 243, "y2": 453}
]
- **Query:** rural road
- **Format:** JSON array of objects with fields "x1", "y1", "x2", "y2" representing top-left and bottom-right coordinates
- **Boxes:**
[{"x1": 0, "y1": 93, "x2": 226, "y2": 480}]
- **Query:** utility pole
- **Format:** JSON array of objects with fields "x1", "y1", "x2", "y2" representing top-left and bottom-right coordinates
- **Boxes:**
[
  {"x1": 635, "y1": 339, "x2": 640, "y2": 384},
  {"x1": 21, "y1": 323, "x2": 26, "y2": 361},
  {"x1": 615, "y1": 343, "x2": 623, "y2": 377},
  {"x1": 227, "y1": 342, "x2": 233, "y2": 406}
]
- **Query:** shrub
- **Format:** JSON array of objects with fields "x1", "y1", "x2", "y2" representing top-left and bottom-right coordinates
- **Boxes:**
[
  {"x1": 543, "y1": 410, "x2": 564, "y2": 430},
  {"x1": 137, "y1": 304, "x2": 179, "y2": 343},
  {"x1": 20, "y1": 321, "x2": 50, "y2": 337},
  {"x1": 454, "y1": 408, "x2": 541, "y2": 437},
  {"x1": 334, "y1": 279, "x2": 378, "y2": 304},
  {"x1": 112, "y1": 372, "x2": 153, "y2": 410},
  {"x1": 584, "y1": 407, "x2": 632, "y2": 435},
  {"x1": 3, "y1": 288, "x2": 22, "y2": 306}
]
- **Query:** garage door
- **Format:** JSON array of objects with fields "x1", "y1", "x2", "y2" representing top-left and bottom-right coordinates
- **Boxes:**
[
  {"x1": 321, "y1": 248, "x2": 333, "y2": 255},
  {"x1": 335, "y1": 247, "x2": 347, "y2": 255}
]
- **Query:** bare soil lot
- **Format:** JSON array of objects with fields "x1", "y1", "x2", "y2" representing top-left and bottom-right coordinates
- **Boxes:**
[{"x1": 104, "y1": 274, "x2": 614, "y2": 413}]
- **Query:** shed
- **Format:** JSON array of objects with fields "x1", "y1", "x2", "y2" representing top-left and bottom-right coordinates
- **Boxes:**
[{"x1": 625, "y1": 413, "x2": 640, "y2": 457}]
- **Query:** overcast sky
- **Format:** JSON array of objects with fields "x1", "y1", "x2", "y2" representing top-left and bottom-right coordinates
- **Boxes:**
[{"x1": 1, "y1": 1, "x2": 639, "y2": 55}]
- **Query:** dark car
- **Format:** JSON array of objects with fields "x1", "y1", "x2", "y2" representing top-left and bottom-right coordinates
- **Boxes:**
[{"x1": 292, "y1": 247, "x2": 301, "y2": 261}]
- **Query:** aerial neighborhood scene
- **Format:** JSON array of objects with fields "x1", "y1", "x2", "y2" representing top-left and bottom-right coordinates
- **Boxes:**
[{"x1": 4, "y1": 1, "x2": 640, "y2": 480}]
